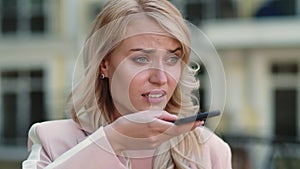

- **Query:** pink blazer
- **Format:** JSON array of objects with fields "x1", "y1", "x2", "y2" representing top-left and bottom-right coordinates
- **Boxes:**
[{"x1": 22, "y1": 119, "x2": 232, "y2": 169}]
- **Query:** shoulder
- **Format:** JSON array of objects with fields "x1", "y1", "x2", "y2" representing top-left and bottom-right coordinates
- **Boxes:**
[
  {"x1": 28, "y1": 119, "x2": 87, "y2": 159},
  {"x1": 29, "y1": 119, "x2": 85, "y2": 142},
  {"x1": 196, "y1": 127, "x2": 232, "y2": 168},
  {"x1": 200, "y1": 127, "x2": 231, "y2": 153}
]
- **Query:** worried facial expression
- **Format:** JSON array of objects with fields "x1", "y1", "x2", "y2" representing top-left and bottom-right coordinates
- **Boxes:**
[{"x1": 101, "y1": 34, "x2": 183, "y2": 117}]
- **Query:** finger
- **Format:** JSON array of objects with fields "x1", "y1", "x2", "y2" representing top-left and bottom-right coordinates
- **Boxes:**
[
  {"x1": 165, "y1": 121, "x2": 197, "y2": 136},
  {"x1": 157, "y1": 111, "x2": 178, "y2": 122}
]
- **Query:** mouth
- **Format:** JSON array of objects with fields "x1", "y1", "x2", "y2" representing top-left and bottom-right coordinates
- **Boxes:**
[
  {"x1": 141, "y1": 90, "x2": 166, "y2": 104},
  {"x1": 141, "y1": 93, "x2": 165, "y2": 98}
]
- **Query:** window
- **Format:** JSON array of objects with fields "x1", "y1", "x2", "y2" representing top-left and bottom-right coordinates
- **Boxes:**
[
  {"x1": 271, "y1": 62, "x2": 299, "y2": 141},
  {"x1": 215, "y1": 0, "x2": 237, "y2": 19},
  {"x1": 271, "y1": 62, "x2": 299, "y2": 75},
  {"x1": 274, "y1": 89, "x2": 298, "y2": 139},
  {"x1": 0, "y1": 69, "x2": 46, "y2": 146},
  {"x1": 185, "y1": 2, "x2": 205, "y2": 25},
  {"x1": 0, "y1": 0, "x2": 46, "y2": 35},
  {"x1": 180, "y1": 0, "x2": 237, "y2": 25},
  {"x1": 255, "y1": 0, "x2": 296, "y2": 17}
]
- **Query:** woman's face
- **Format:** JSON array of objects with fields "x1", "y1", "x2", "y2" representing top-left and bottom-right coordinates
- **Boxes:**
[{"x1": 101, "y1": 34, "x2": 183, "y2": 117}]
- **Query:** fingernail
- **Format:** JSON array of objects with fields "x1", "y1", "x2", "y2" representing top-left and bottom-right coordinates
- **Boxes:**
[{"x1": 195, "y1": 121, "x2": 203, "y2": 126}]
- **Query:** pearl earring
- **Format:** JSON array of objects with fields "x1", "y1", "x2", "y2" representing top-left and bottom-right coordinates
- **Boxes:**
[{"x1": 100, "y1": 73, "x2": 105, "y2": 79}]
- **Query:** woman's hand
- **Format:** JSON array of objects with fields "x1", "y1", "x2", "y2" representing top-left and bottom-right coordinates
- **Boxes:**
[{"x1": 103, "y1": 110, "x2": 203, "y2": 154}]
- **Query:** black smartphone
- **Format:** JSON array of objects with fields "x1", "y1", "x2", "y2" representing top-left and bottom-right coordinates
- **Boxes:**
[{"x1": 172, "y1": 110, "x2": 221, "y2": 125}]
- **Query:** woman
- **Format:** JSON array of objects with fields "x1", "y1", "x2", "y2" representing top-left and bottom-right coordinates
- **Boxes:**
[{"x1": 22, "y1": 0, "x2": 232, "y2": 168}]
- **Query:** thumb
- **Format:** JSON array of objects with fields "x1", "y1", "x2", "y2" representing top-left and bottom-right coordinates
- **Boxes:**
[{"x1": 157, "y1": 111, "x2": 178, "y2": 122}]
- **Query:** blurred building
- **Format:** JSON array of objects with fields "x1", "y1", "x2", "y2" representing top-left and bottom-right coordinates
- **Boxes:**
[
  {"x1": 0, "y1": 0, "x2": 103, "y2": 168},
  {"x1": 170, "y1": 0, "x2": 300, "y2": 169},
  {"x1": 0, "y1": 0, "x2": 299, "y2": 169}
]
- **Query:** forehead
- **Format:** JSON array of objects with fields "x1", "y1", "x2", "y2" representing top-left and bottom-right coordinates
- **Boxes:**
[
  {"x1": 123, "y1": 16, "x2": 180, "y2": 48},
  {"x1": 120, "y1": 34, "x2": 180, "y2": 50}
]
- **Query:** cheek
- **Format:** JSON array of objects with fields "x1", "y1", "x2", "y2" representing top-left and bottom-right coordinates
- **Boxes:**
[
  {"x1": 128, "y1": 72, "x2": 148, "y2": 98},
  {"x1": 168, "y1": 66, "x2": 181, "y2": 86},
  {"x1": 110, "y1": 71, "x2": 132, "y2": 107},
  {"x1": 166, "y1": 67, "x2": 182, "y2": 99},
  {"x1": 167, "y1": 73, "x2": 180, "y2": 97},
  {"x1": 108, "y1": 60, "x2": 139, "y2": 93},
  {"x1": 109, "y1": 62, "x2": 140, "y2": 110},
  {"x1": 169, "y1": 76, "x2": 179, "y2": 88}
]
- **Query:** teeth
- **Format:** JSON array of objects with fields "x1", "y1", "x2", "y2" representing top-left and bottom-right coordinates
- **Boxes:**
[{"x1": 148, "y1": 94, "x2": 163, "y2": 98}]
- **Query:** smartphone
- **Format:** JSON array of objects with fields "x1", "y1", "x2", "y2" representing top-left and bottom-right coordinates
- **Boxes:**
[{"x1": 172, "y1": 110, "x2": 221, "y2": 125}]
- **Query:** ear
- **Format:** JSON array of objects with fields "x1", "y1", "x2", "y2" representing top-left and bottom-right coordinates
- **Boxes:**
[{"x1": 99, "y1": 58, "x2": 109, "y2": 77}]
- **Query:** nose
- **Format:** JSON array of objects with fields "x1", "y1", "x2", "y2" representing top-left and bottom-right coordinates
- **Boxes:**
[{"x1": 149, "y1": 68, "x2": 168, "y2": 85}]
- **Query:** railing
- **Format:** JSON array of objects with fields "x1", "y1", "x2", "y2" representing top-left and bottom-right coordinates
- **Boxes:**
[{"x1": 222, "y1": 135, "x2": 300, "y2": 169}]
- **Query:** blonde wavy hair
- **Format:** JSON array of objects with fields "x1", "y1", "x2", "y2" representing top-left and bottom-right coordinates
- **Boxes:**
[{"x1": 68, "y1": 0, "x2": 206, "y2": 168}]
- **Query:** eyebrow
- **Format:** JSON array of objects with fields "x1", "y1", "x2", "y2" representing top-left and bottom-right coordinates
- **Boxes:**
[{"x1": 130, "y1": 47, "x2": 182, "y2": 54}]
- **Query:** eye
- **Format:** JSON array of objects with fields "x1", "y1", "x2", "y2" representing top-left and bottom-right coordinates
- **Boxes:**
[
  {"x1": 165, "y1": 55, "x2": 180, "y2": 65},
  {"x1": 134, "y1": 56, "x2": 150, "y2": 64}
]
